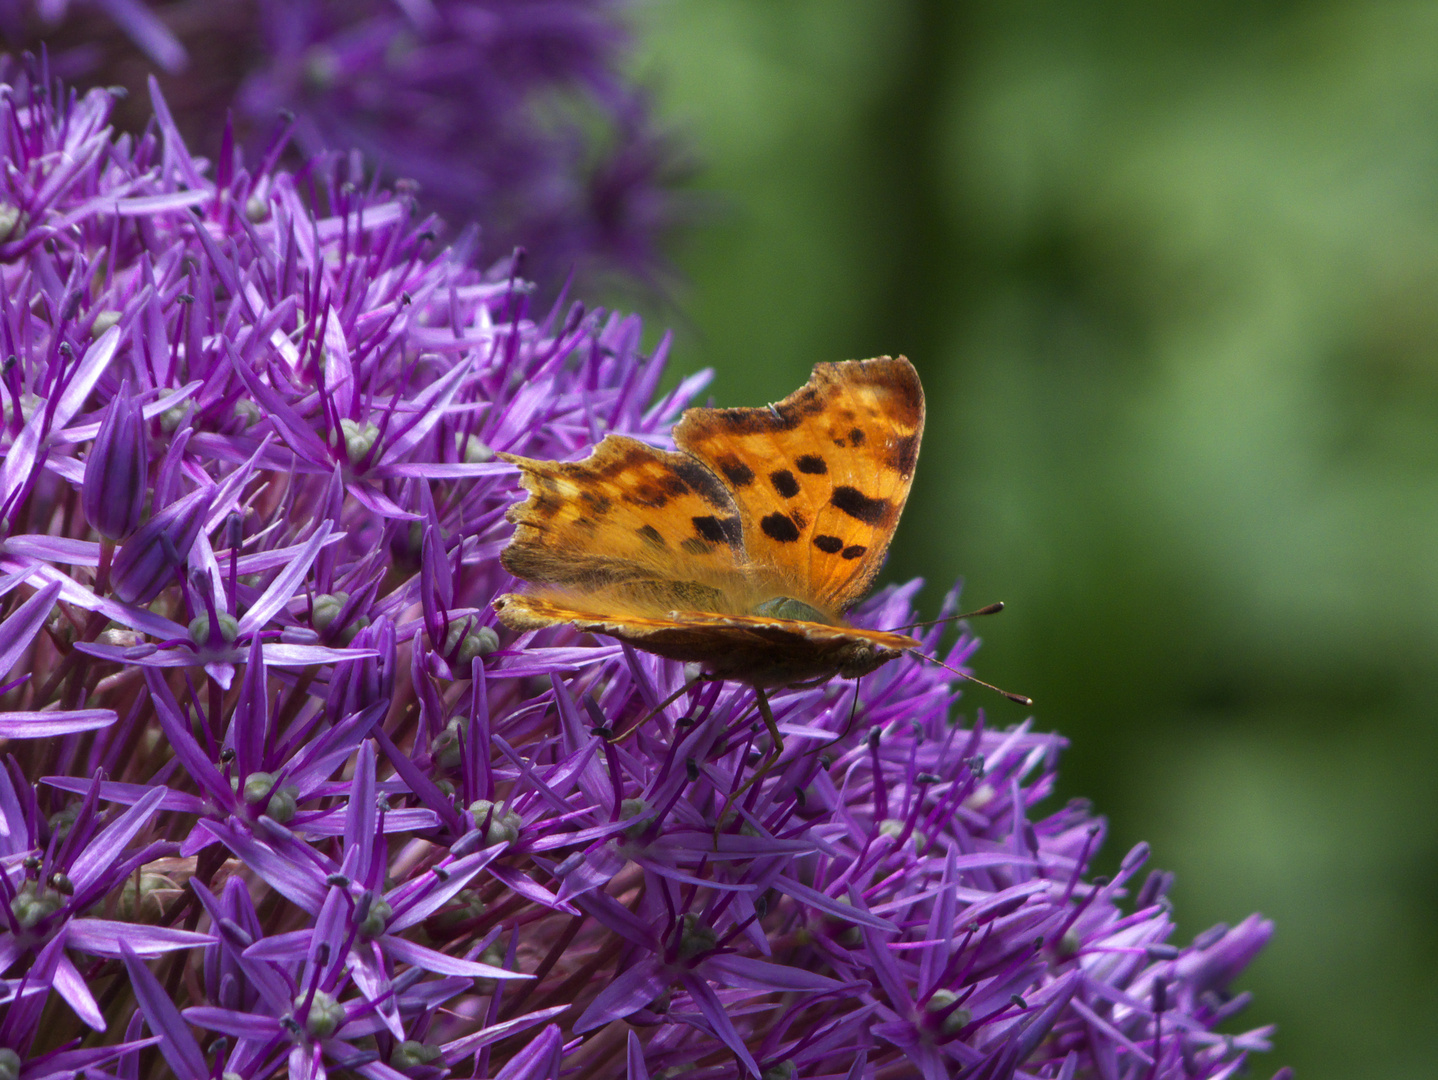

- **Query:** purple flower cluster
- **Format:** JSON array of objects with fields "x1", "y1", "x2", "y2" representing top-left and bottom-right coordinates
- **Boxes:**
[
  {"x1": 1, "y1": 0, "x2": 677, "y2": 290},
  {"x1": 0, "y1": 69, "x2": 1281, "y2": 1079}
]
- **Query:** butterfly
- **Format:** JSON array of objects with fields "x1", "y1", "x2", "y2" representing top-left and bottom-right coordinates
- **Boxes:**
[{"x1": 492, "y1": 356, "x2": 926, "y2": 701}]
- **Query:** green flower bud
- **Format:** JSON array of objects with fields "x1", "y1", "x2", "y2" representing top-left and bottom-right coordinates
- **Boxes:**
[
  {"x1": 312, "y1": 592, "x2": 350, "y2": 631},
  {"x1": 340, "y1": 417, "x2": 380, "y2": 465},
  {"x1": 467, "y1": 800, "x2": 521, "y2": 845},
  {"x1": 431, "y1": 718, "x2": 463, "y2": 769},
  {"x1": 242, "y1": 772, "x2": 277, "y2": 805},
  {"x1": 11, "y1": 882, "x2": 61, "y2": 928},
  {"x1": 677, "y1": 913, "x2": 717, "y2": 961},
  {"x1": 266, "y1": 785, "x2": 300, "y2": 824},
  {"x1": 621, "y1": 797, "x2": 654, "y2": 840},
  {"x1": 1056, "y1": 927, "x2": 1082, "y2": 958},
  {"x1": 925, "y1": 989, "x2": 972, "y2": 1035},
  {"x1": 473, "y1": 941, "x2": 509, "y2": 993},
  {"x1": 459, "y1": 434, "x2": 494, "y2": 464},
  {"x1": 189, "y1": 611, "x2": 239, "y2": 646},
  {"x1": 443, "y1": 621, "x2": 499, "y2": 666},
  {"x1": 391, "y1": 1041, "x2": 442, "y2": 1069},
  {"x1": 48, "y1": 804, "x2": 80, "y2": 842},
  {"x1": 0, "y1": 203, "x2": 24, "y2": 242},
  {"x1": 358, "y1": 897, "x2": 393, "y2": 939},
  {"x1": 298, "y1": 989, "x2": 344, "y2": 1038}
]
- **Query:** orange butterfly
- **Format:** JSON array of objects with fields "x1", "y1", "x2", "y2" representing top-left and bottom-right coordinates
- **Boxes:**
[
  {"x1": 493, "y1": 356, "x2": 1024, "y2": 813},
  {"x1": 493, "y1": 356, "x2": 925, "y2": 698}
]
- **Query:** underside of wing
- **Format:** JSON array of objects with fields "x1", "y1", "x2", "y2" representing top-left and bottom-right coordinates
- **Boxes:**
[
  {"x1": 671, "y1": 356, "x2": 924, "y2": 616},
  {"x1": 494, "y1": 591, "x2": 920, "y2": 687}
]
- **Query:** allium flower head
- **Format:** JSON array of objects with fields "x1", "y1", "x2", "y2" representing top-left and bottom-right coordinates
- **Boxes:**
[
  {"x1": 0, "y1": 65, "x2": 1281, "y2": 1080},
  {"x1": 3, "y1": 0, "x2": 680, "y2": 290}
]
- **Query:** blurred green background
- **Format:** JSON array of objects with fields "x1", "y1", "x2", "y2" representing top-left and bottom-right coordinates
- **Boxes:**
[{"x1": 625, "y1": 2, "x2": 1438, "y2": 1078}]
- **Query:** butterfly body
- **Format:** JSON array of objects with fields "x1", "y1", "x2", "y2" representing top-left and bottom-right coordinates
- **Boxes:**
[{"x1": 493, "y1": 356, "x2": 925, "y2": 689}]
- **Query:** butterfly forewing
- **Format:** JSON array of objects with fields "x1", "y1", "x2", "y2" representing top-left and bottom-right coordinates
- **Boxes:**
[
  {"x1": 495, "y1": 356, "x2": 925, "y2": 689},
  {"x1": 672, "y1": 356, "x2": 924, "y2": 616}
]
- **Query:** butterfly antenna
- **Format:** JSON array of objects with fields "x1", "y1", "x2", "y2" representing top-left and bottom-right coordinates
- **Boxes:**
[
  {"x1": 886, "y1": 601, "x2": 1006, "y2": 634},
  {"x1": 913, "y1": 650, "x2": 1032, "y2": 706}
]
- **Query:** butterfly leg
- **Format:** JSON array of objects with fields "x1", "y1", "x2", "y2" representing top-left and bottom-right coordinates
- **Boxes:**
[
  {"x1": 611, "y1": 673, "x2": 711, "y2": 743},
  {"x1": 715, "y1": 686, "x2": 785, "y2": 840}
]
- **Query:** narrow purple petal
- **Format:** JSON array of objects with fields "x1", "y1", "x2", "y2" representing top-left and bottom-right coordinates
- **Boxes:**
[
  {"x1": 65, "y1": 919, "x2": 211, "y2": 957},
  {"x1": 382, "y1": 936, "x2": 533, "y2": 980},
  {"x1": 180, "y1": 1006, "x2": 283, "y2": 1040},
  {"x1": 68, "y1": 786, "x2": 168, "y2": 893},
  {"x1": 439, "y1": 1006, "x2": 570, "y2": 1058},
  {"x1": 573, "y1": 958, "x2": 667, "y2": 1033},
  {"x1": 0, "y1": 580, "x2": 61, "y2": 676},
  {"x1": 119, "y1": 941, "x2": 210, "y2": 1079},
  {"x1": 53, "y1": 947, "x2": 107, "y2": 1030},
  {"x1": 0, "y1": 710, "x2": 117, "y2": 736},
  {"x1": 491, "y1": 1023, "x2": 563, "y2": 1080},
  {"x1": 678, "y1": 972, "x2": 761, "y2": 1078}
]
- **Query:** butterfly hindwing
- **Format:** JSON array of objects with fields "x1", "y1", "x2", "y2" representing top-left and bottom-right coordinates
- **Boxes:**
[
  {"x1": 498, "y1": 435, "x2": 751, "y2": 607},
  {"x1": 494, "y1": 592, "x2": 920, "y2": 688}
]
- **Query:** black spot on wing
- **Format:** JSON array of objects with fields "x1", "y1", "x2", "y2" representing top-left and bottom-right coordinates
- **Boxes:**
[
  {"x1": 716, "y1": 456, "x2": 755, "y2": 487},
  {"x1": 772, "y1": 384, "x2": 824, "y2": 426},
  {"x1": 626, "y1": 483, "x2": 670, "y2": 508},
  {"x1": 714, "y1": 407, "x2": 795, "y2": 433},
  {"x1": 637, "y1": 524, "x2": 666, "y2": 549},
  {"x1": 830, "y1": 486, "x2": 890, "y2": 525},
  {"x1": 813, "y1": 534, "x2": 843, "y2": 554},
  {"x1": 692, "y1": 514, "x2": 742, "y2": 547},
  {"x1": 891, "y1": 433, "x2": 920, "y2": 476},
  {"x1": 760, "y1": 512, "x2": 801, "y2": 543},
  {"x1": 580, "y1": 491, "x2": 611, "y2": 515},
  {"x1": 769, "y1": 469, "x2": 799, "y2": 498},
  {"x1": 671, "y1": 458, "x2": 731, "y2": 509},
  {"x1": 841, "y1": 544, "x2": 867, "y2": 560},
  {"x1": 796, "y1": 454, "x2": 827, "y2": 475},
  {"x1": 848, "y1": 427, "x2": 865, "y2": 446}
]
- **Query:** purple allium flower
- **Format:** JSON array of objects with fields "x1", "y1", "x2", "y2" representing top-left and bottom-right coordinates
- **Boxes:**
[
  {"x1": 0, "y1": 65, "x2": 1281, "y2": 1080},
  {"x1": 2, "y1": 0, "x2": 680, "y2": 291}
]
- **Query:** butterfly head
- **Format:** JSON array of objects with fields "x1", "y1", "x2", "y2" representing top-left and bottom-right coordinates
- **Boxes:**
[{"x1": 833, "y1": 634, "x2": 914, "y2": 680}]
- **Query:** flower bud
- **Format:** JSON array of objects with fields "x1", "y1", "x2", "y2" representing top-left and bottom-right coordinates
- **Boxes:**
[
  {"x1": 297, "y1": 989, "x2": 343, "y2": 1038},
  {"x1": 110, "y1": 487, "x2": 213, "y2": 604},
  {"x1": 82, "y1": 379, "x2": 148, "y2": 540},
  {"x1": 467, "y1": 799, "x2": 522, "y2": 845}
]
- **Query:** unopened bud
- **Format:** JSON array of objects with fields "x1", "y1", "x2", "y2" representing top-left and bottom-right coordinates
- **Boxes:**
[{"x1": 82, "y1": 379, "x2": 148, "y2": 540}]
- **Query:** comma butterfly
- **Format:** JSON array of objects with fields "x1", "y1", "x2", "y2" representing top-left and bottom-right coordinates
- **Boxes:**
[
  {"x1": 492, "y1": 356, "x2": 926, "y2": 691},
  {"x1": 493, "y1": 356, "x2": 1023, "y2": 817}
]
